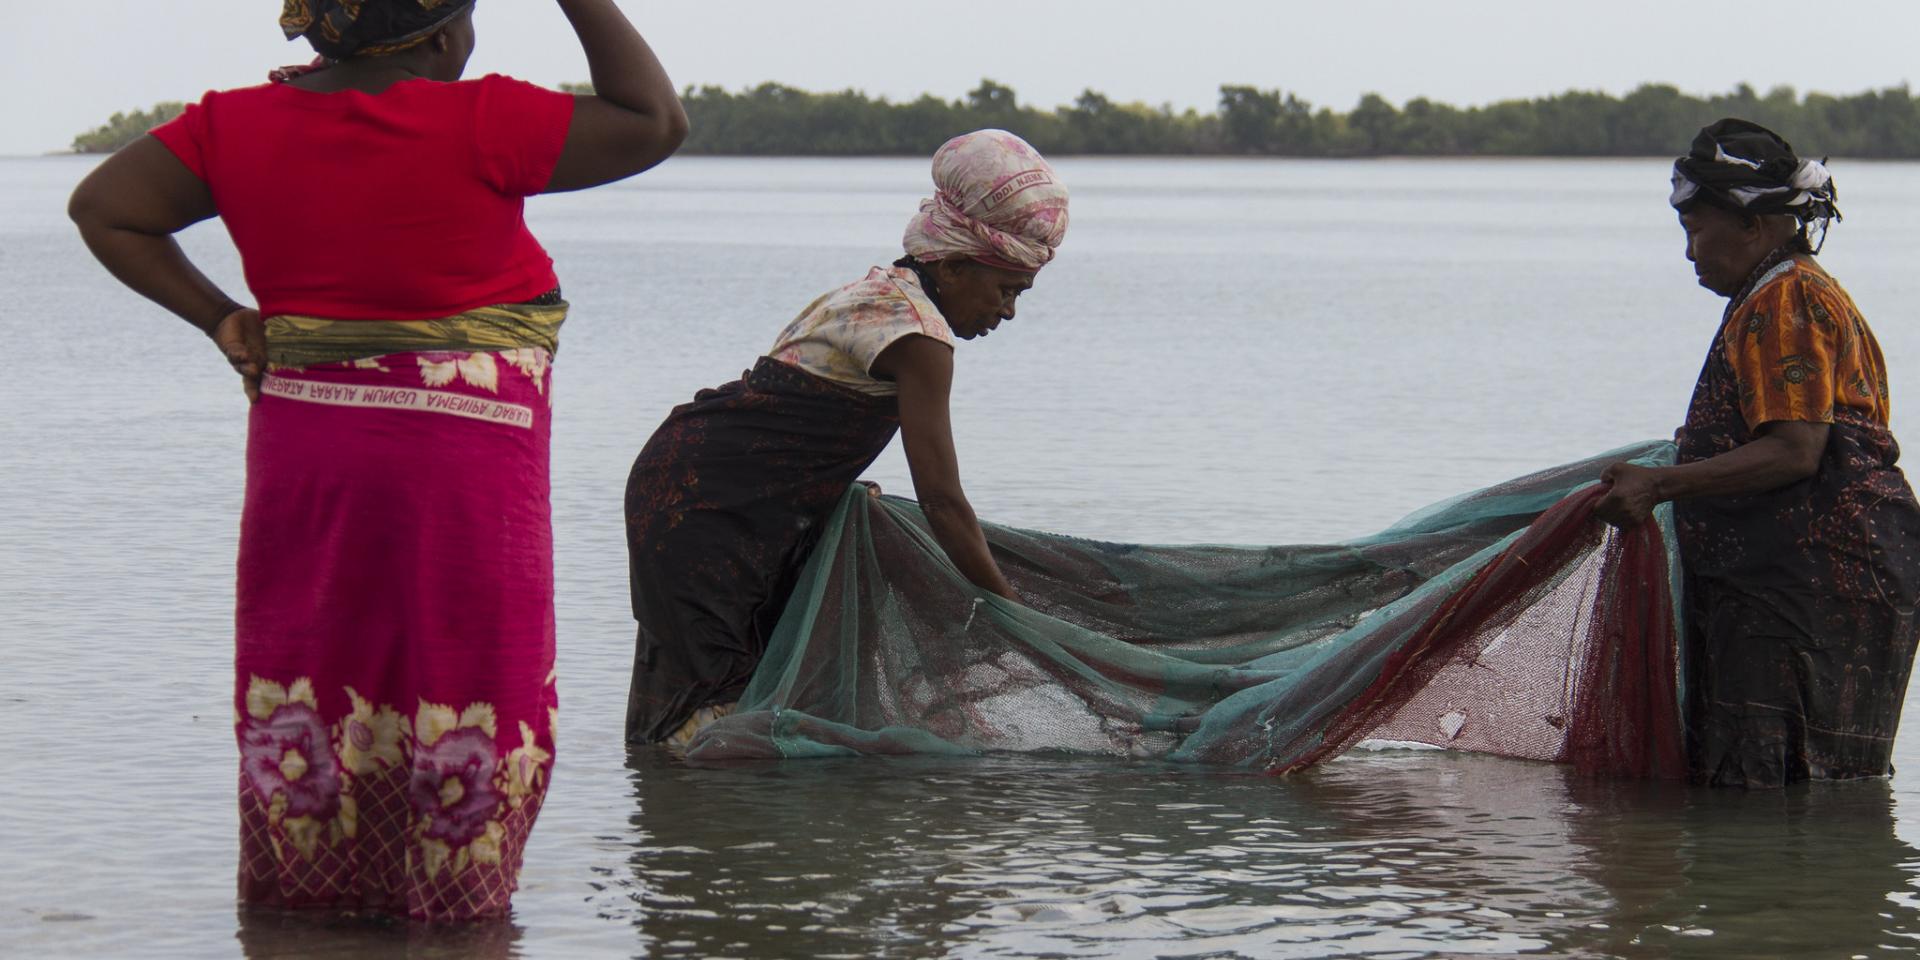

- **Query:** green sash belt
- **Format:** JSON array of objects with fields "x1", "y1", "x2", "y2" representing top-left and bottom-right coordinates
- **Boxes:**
[{"x1": 265, "y1": 301, "x2": 569, "y2": 368}]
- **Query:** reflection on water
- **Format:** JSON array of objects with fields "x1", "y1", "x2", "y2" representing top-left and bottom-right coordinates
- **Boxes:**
[
  {"x1": 602, "y1": 750, "x2": 1920, "y2": 959},
  {"x1": 619, "y1": 751, "x2": 1559, "y2": 958},
  {"x1": 1563, "y1": 775, "x2": 1920, "y2": 958},
  {"x1": 235, "y1": 907, "x2": 522, "y2": 959},
  {"x1": 9, "y1": 154, "x2": 1920, "y2": 957},
  {"x1": 32, "y1": 745, "x2": 1920, "y2": 959}
]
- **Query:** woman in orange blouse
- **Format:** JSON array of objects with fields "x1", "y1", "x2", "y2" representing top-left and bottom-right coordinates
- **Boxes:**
[{"x1": 1595, "y1": 119, "x2": 1920, "y2": 787}]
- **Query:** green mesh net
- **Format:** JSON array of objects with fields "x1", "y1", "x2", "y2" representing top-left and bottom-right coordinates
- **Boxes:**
[{"x1": 686, "y1": 441, "x2": 1686, "y2": 777}]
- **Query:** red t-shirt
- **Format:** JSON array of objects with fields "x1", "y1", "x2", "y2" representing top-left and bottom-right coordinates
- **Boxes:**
[{"x1": 151, "y1": 74, "x2": 575, "y2": 320}]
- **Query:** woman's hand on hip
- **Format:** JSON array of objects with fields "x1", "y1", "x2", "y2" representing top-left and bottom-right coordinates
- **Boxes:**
[
  {"x1": 1593, "y1": 462, "x2": 1664, "y2": 529},
  {"x1": 210, "y1": 307, "x2": 267, "y2": 403}
]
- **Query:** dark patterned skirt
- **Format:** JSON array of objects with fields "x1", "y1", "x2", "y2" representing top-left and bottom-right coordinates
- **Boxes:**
[
  {"x1": 1678, "y1": 423, "x2": 1920, "y2": 787},
  {"x1": 624, "y1": 358, "x2": 901, "y2": 743},
  {"x1": 1686, "y1": 578, "x2": 1919, "y2": 787}
]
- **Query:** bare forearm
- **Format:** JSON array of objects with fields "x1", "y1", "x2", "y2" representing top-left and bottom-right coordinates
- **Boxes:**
[
  {"x1": 555, "y1": 0, "x2": 683, "y2": 120},
  {"x1": 75, "y1": 222, "x2": 238, "y2": 333},
  {"x1": 923, "y1": 497, "x2": 1017, "y2": 600},
  {"x1": 1652, "y1": 434, "x2": 1821, "y2": 501}
]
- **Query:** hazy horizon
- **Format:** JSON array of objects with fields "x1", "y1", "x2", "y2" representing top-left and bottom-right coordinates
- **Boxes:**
[{"x1": 5, "y1": 1, "x2": 1916, "y2": 156}]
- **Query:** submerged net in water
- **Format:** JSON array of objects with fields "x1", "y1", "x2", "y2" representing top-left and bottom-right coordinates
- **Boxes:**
[{"x1": 686, "y1": 442, "x2": 1686, "y2": 778}]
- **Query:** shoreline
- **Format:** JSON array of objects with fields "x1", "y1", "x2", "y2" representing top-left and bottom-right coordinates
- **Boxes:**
[{"x1": 19, "y1": 152, "x2": 1920, "y2": 163}]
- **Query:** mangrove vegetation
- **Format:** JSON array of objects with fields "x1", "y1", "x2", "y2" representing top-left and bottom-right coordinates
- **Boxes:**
[
  {"x1": 79, "y1": 81, "x2": 1920, "y2": 157},
  {"x1": 72, "y1": 103, "x2": 187, "y2": 155}
]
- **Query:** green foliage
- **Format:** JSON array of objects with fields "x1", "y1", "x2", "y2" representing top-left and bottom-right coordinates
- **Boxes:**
[
  {"x1": 72, "y1": 103, "x2": 187, "y2": 154},
  {"x1": 82, "y1": 81, "x2": 1920, "y2": 157},
  {"x1": 667, "y1": 80, "x2": 1920, "y2": 157},
  {"x1": 661, "y1": 79, "x2": 1216, "y2": 156}
]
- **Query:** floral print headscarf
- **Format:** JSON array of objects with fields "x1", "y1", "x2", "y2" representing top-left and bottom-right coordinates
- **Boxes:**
[{"x1": 903, "y1": 129, "x2": 1070, "y2": 273}]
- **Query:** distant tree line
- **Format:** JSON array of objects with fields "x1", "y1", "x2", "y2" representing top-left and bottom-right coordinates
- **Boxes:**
[
  {"x1": 78, "y1": 81, "x2": 1920, "y2": 157},
  {"x1": 657, "y1": 80, "x2": 1920, "y2": 157},
  {"x1": 72, "y1": 103, "x2": 186, "y2": 154}
]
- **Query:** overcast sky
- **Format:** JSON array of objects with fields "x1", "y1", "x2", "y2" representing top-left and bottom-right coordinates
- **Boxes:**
[{"x1": 3, "y1": 1, "x2": 1915, "y2": 156}]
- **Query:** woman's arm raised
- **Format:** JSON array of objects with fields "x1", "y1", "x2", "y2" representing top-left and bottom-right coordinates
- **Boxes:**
[{"x1": 544, "y1": 0, "x2": 689, "y2": 193}]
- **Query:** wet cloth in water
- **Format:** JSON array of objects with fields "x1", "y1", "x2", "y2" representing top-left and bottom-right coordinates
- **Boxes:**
[
  {"x1": 680, "y1": 442, "x2": 1689, "y2": 780},
  {"x1": 236, "y1": 302, "x2": 562, "y2": 921},
  {"x1": 1674, "y1": 252, "x2": 1920, "y2": 787},
  {"x1": 625, "y1": 358, "x2": 903, "y2": 743}
]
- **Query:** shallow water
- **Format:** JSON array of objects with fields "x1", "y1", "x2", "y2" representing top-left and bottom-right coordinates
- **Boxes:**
[{"x1": 6, "y1": 154, "x2": 1920, "y2": 958}]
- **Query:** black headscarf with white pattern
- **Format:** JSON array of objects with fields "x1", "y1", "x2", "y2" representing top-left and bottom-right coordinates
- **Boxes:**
[{"x1": 1670, "y1": 118, "x2": 1840, "y2": 226}]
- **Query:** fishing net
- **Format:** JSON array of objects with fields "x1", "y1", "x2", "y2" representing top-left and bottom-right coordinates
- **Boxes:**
[{"x1": 685, "y1": 441, "x2": 1686, "y2": 778}]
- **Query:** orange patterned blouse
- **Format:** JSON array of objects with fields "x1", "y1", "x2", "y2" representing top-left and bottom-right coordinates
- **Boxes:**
[{"x1": 1720, "y1": 256, "x2": 1891, "y2": 429}]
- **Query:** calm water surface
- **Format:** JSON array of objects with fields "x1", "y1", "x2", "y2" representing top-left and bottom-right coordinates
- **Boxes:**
[{"x1": 5, "y1": 155, "x2": 1920, "y2": 958}]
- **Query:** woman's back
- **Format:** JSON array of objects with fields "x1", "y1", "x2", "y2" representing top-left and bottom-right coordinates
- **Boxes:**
[
  {"x1": 67, "y1": 0, "x2": 688, "y2": 922},
  {"x1": 153, "y1": 75, "x2": 573, "y2": 320}
]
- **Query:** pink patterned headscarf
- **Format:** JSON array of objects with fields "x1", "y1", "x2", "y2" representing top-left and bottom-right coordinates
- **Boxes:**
[{"x1": 903, "y1": 130, "x2": 1069, "y2": 273}]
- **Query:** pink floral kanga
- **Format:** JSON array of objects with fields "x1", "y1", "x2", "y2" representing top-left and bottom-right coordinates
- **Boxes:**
[
  {"x1": 237, "y1": 676, "x2": 556, "y2": 922},
  {"x1": 241, "y1": 693, "x2": 342, "y2": 823},
  {"x1": 235, "y1": 345, "x2": 558, "y2": 922}
]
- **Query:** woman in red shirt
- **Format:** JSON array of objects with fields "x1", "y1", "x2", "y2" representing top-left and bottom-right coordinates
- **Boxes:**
[{"x1": 67, "y1": 0, "x2": 687, "y2": 922}]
